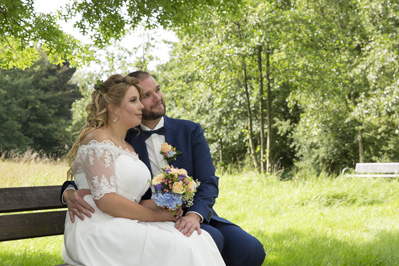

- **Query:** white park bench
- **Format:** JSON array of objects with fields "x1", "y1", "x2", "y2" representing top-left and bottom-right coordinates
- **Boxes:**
[{"x1": 342, "y1": 163, "x2": 399, "y2": 178}]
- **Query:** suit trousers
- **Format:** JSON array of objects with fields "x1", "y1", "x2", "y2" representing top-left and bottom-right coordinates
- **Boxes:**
[{"x1": 201, "y1": 220, "x2": 266, "y2": 266}]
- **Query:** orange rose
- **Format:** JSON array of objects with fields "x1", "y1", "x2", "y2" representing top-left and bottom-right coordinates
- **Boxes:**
[{"x1": 161, "y1": 142, "x2": 172, "y2": 154}]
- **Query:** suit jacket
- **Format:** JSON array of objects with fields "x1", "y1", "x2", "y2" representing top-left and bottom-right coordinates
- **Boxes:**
[{"x1": 126, "y1": 116, "x2": 230, "y2": 224}]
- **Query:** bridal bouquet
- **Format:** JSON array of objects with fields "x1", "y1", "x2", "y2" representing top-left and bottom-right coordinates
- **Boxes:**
[{"x1": 150, "y1": 165, "x2": 200, "y2": 211}]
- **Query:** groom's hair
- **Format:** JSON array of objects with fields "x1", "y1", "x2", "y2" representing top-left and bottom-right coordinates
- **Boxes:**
[{"x1": 128, "y1": 71, "x2": 151, "y2": 81}]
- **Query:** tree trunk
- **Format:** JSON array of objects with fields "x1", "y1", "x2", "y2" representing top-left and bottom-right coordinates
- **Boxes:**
[
  {"x1": 236, "y1": 22, "x2": 259, "y2": 170},
  {"x1": 257, "y1": 45, "x2": 266, "y2": 172},
  {"x1": 219, "y1": 136, "x2": 223, "y2": 163},
  {"x1": 359, "y1": 128, "x2": 364, "y2": 163},
  {"x1": 266, "y1": 44, "x2": 272, "y2": 173},
  {"x1": 243, "y1": 66, "x2": 259, "y2": 170}
]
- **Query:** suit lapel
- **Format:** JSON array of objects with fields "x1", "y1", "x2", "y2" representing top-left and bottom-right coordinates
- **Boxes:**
[
  {"x1": 164, "y1": 116, "x2": 176, "y2": 146},
  {"x1": 163, "y1": 116, "x2": 183, "y2": 168}
]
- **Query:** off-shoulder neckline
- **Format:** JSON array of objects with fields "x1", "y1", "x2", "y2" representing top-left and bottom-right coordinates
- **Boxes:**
[{"x1": 80, "y1": 139, "x2": 138, "y2": 157}]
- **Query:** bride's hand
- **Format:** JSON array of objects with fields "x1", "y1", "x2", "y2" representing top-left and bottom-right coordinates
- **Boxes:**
[
  {"x1": 175, "y1": 207, "x2": 183, "y2": 219},
  {"x1": 160, "y1": 208, "x2": 177, "y2": 222}
]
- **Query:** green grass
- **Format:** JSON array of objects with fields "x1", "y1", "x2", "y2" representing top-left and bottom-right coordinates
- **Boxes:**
[
  {"x1": 215, "y1": 172, "x2": 399, "y2": 266},
  {"x1": 2, "y1": 160, "x2": 399, "y2": 265}
]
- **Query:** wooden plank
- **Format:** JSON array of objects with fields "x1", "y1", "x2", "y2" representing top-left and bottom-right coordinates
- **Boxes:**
[
  {"x1": 0, "y1": 211, "x2": 66, "y2": 241},
  {"x1": 0, "y1": 186, "x2": 64, "y2": 212},
  {"x1": 355, "y1": 163, "x2": 399, "y2": 173}
]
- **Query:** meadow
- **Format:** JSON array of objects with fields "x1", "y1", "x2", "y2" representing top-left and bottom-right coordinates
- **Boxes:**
[{"x1": 1, "y1": 158, "x2": 399, "y2": 266}]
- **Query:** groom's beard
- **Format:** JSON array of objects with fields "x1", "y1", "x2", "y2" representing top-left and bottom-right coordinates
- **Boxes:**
[{"x1": 142, "y1": 102, "x2": 166, "y2": 120}]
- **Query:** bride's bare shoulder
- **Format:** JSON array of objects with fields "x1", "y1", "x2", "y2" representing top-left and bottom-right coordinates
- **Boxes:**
[{"x1": 81, "y1": 128, "x2": 110, "y2": 145}]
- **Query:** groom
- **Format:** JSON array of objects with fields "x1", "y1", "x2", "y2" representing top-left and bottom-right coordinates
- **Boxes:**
[{"x1": 62, "y1": 71, "x2": 266, "y2": 266}]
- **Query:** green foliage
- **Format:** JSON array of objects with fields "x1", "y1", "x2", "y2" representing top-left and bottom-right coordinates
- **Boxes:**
[
  {"x1": 0, "y1": 0, "x2": 92, "y2": 69},
  {"x1": 286, "y1": 0, "x2": 399, "y2": 173},
  {"x1": 68, "y1": 31, "x2": 162, "y2": 132},
  {"x1": 0, "y1": 50, "x2": 80, "y2": 155},
  {"x1": 155, "y1": 0, "x2": 300, "y2": 172},
  {"x1": 62, "y1": 0, "x2": 242, "y2": 45},
  {"x1": 154, "y1": 0, "x2": 399, "y2": 174},
  {"x1": 0, "y1": 0, "x2": 242, "y2": 69}
]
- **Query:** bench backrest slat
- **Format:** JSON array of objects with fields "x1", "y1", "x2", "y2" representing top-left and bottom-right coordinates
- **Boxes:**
[
  {"x1": 355, "y1": 163, "x2": 399, "y2": 173},
  {"x1": 0, "y1": 186, "x2": 64, "y2": 212},
  {"x1": 0, "y1": 211, "x2": 66, "y2": 241},
  {"x1": 0, "y1": 186, "x2": 67, "y2": 242}
]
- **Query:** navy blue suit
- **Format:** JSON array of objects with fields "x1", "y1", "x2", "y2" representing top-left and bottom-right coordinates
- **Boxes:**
[{"x1": 126, "y1": 116, "x2": 266, "y2": 266}]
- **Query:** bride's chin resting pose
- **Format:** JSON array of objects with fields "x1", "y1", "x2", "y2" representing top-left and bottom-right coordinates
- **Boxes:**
[{"x1": 62, "y1": 74, "x2": 225, "y2": 266}]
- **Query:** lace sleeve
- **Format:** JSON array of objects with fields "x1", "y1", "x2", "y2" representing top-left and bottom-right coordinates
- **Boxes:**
[{"x1": 81, "y1": 145, "x2": 117, "y2": 200}]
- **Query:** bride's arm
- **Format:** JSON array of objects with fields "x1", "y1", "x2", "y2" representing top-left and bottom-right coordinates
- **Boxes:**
[
  {"x1": 95, "y1": 194, "x2": 175, "y2": 222},
  {"x1": 139, "y1": 199, "x2": 158, "y2": 209},
  {"x1": 139, "y1": 199, "x2": 183, "y2": 219}
]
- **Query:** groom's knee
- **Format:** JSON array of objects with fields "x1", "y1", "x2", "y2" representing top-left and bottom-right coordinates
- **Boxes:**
[
  {"x1": 229, "y1": 236, "x2": 266, "y2": 266},
  {"x1": 243, "y1": 238, "x2": 266, "y2": 266},
  {"x1": 200, "y1": 223, "x2": 225, "y2": 253}
]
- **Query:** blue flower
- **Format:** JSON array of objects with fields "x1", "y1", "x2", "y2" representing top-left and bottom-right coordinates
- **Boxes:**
[
  {"x1": 152, "y1": 192, "x2": 183, "y2": 210},
  {"x1": 160, "y1": 142, "x2": 181, "y2": 163},
  {"x1": 166, "y1": 150, "x2": 176, "y2": 158}
]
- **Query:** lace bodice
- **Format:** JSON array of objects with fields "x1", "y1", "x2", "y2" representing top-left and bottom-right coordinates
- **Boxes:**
[{"x1": 72, "y1": 140, "x2": 151, "y2": 202}]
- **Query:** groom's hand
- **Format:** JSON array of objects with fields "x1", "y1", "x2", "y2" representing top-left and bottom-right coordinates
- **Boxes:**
[
  {"x1": 175, "y1": 213, "x2": 201, "y2": 237},
  {"x1": 64, "y1": 189, "x2": 94, "y2": 223}
]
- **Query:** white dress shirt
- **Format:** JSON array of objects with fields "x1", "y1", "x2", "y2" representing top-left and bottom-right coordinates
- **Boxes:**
[{"x1": 140, "y1": 117, "x2": 168, "y2": 175}]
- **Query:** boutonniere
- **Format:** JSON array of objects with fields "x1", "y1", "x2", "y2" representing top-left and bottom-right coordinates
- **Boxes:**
[{"x1": 160, "y1": 142, "x2": 182, "y2": 163}]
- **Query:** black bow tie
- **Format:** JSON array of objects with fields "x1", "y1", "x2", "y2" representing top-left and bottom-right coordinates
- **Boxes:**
[{"x1": 141, "y1": 127, "x2": 166, "y2": 140}]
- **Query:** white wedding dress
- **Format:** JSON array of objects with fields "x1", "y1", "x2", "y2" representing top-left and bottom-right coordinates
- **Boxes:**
[{"x1": 62, "y1": 140, "x2": 225, "y2": 266}]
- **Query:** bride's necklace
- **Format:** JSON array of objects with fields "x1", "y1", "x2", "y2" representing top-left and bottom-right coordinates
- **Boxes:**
[{"x1": 108, "y1": 129, "x2": 126, "y2": 145}]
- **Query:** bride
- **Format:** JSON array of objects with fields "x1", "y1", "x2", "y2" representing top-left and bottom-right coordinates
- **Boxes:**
[{"x1": 62, "y1": 74, "x2": 225, "y2": 266}]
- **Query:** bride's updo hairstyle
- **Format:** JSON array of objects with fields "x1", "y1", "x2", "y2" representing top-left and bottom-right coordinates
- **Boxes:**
[{"x1": 67, "y1": 74, "x2": 141, "y2": 179}]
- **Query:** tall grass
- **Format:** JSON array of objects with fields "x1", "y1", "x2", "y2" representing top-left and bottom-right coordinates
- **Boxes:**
[
  {"x1": 0, "y1": 148, "x2": 68, "y2": 187},
  {"x1": 1, "y1": 156, "x2": 399, "y2": 265}
]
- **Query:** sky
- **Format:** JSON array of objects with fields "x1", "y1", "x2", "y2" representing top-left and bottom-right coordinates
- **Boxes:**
[{"x1": 33, "y1": 0, "x2": 178, "y2": 71}]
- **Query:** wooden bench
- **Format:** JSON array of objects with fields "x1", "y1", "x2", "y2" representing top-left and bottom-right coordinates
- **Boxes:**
[
  {"x1": 342, "y1": 162, "x2": 399, "y2": 178},
  {"x1": 0, "y1": 185, "x2": 68, "y2": 266}
]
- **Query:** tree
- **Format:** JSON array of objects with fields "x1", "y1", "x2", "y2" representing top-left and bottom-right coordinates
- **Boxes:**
[
  {"x1": 69, "y1": 32, "x2": 161, "y2": 133},
  {"x1": 287, "y1": 0, "x2": 399, "y2": 174},
  {"x1": 0, "y1": 49, "x2": 80, "y2": 155},
  {"x1": 156, "y1": 0, "x2": 399, "y2": 176},
  {"x1": 154, "y1": 0, "x2": 299, "y2": 173},
  {"x1": 0, "y1": 0, "x2": 242, "y2": 69},
  {"x1": 0, "y1": 0, "x2": 90, "y2": 69}
]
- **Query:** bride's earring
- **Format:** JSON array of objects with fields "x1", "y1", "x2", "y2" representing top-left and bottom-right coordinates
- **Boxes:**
[{"x1": 113, "y1": 113, "x2": 118, "y2": 123}]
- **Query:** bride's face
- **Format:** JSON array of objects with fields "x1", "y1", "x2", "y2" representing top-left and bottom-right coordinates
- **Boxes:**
[{"x1": 117, "y1": 86, "x2": 143, "y2": 129}]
